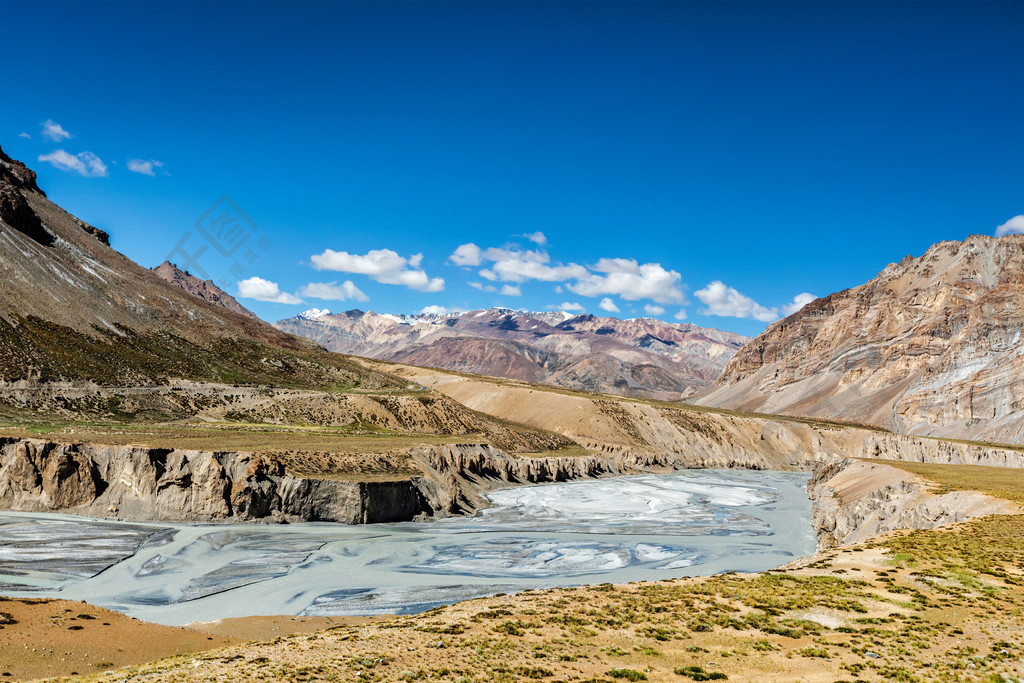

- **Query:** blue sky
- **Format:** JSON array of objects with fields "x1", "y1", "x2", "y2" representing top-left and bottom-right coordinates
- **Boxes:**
[{"x1": 3, "y1": 0, "x2": 1022, "y2": 336}]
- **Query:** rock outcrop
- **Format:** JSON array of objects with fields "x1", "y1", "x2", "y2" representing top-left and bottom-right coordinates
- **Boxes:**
[
  {"x1": 700, "y1": 235, "x2": 1024, "y2": 444},
  {"x1": 151, "y1": 261, "x2": 258, "y2": 319},
  {"x1": 0, "y1": 148, "x2": 52, "y2": 246},
  {"x1": 0, "y1": 438, "x2": 425, "y2": 524},
  {"x1": 807, "y1": 457, "x2": 1018, "y2": 548},
  {"x1": 276, "y1": 308, "x2": 749, "y2": 401}
]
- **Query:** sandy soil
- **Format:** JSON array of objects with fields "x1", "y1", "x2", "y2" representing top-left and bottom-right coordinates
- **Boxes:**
[
  {"x1": 184, "y1": 614, "x2": 392, "y2": 641},
  {"x1": 0, "y1": 597, "x2": 237, "y2": 681},
  {"x1": 0, "y1": 598, "x2": 396, "y2": 681}
]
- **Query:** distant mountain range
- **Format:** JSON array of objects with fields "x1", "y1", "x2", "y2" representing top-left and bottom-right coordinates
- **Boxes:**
[
  {"x1": 275, "y1": 308, "x2": 749, "y2": 400},
  {"x1": 701, "y1": 234, "x2": 1024, "y2": 444}
]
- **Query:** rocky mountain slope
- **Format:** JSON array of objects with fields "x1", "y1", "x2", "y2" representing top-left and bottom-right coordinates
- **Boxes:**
[
  {"x1": 699, "y1": 235, "x2": 1024, "y2": 444},
  {"x1": 276, "y1": 308, "x2": 748, "y2": 400},
  {"x1": 151, "y1": 260, "x2": 257, "y2": 319},
  {"x1": 0, "y1": 145, "x2": 402, "y2": 393}
]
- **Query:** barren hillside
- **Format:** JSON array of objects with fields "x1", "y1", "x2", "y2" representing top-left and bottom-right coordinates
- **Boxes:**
[{"x1": 700, "y1": 235, "x2": 1024, "y2": 444}]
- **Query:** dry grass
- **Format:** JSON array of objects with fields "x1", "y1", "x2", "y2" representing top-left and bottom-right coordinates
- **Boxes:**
[{"x1": 0, "y1": 421, "x2": 473, "y2": 453}]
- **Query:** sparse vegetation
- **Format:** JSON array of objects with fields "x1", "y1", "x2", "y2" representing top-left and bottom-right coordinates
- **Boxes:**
[
  {"x1": 607, "y1": 668, "x2": 647, "y2": 681},
  {"x1": 675, "y1": 666, "x2": 727, "y2": 680}
]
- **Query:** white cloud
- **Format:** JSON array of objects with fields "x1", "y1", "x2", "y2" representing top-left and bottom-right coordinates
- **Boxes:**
[
  {"x1": 298, "y1": 280, "x2": 368, "y2": 302},
  {"x1": 420, "y1": 305, "x2": 449, "y2": 315},
  {"x1": 995, "y1": 215, "x2": 1024, "y2": 237},
  {"x1": 478, "y1": 247, "x2": 588, "y2": 283},
  {"x1": 237, "y1": 276, "x2": 303, "y2": 304},
  {"x1": 384, "y1": 269, "x2": 445, "y2": 291},
  {"x1": 457, "y1": 241, "x2": 686, "y2": 307},
  {"x1": 37, "y1": 150, "x2": 107, "y2": 178},
  {"x1": 549, "y1": 301, "x2": 584, "y2": 312},
  {"x1": 311, "y1": 248, "x2": 444, "y2": 292},
  {"x1": 42, "y1": 119, "x2": 72, "y2": 142},
  {"x1": 598, "y1": 297, "x2": 620, "y2": 313},
  {"x1": 644, "y1": 304, "x2": 666, "y2": 315},
  {"x1": 523, "y1": 231, "x2": 547, "y2": 245},
  {"x1": 468, "y1": 281, "x2": 497, "y2": 292},
  {"x1": 449, "y1": 243, "x2": 482, "y2": 266},
  {"x1": 695, "y1": 281, "x2": 778, "y2": 323},
  {"x1": 568, "y1": 258, "x2": 684, "y2": 304},
  {"x1": 501, "y1": 284, "x2": 522, "y2": 296},
  {"x1": 780, "y1": 292, "x2": 818, "y2": 316},
  {"x1": 674, "y1": 309, "x2": 687, "y2": 320},
  {"x1": 127, "y1": 158, "x2": 165, "y2": 176},
  {"x1": 18, "y1": 132, "x2": 30, "y2": 139}
]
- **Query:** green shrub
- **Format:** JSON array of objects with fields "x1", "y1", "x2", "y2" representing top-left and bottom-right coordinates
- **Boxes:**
[{"x1": 675, "y1": 666, "x2": 728, "y2": 681}]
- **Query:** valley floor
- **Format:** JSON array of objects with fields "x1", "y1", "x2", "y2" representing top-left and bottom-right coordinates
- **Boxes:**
[
  {"x1": 37, "y1": 514, "x2": 1024, "y2": 683},
  {"x1": 2, "y1": 462, "x2": 1021, "y2": 683}
]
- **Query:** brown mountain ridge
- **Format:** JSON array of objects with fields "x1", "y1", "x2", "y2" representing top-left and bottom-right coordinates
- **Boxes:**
[
  {"x1": 700, "y1": 234, "x2": 1024, "y2": 444},
  {"x1": 276, "y1": 308, "x2": 750, "y2": 400}
]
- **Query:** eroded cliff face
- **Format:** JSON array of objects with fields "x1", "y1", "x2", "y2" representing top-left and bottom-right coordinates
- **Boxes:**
[
  {"x1": 0, "y1": 438, "x2": 425, "y2": 524},
  {"x1": 409, "y1": 443, "x2": 682, "y2": 517},
  {"x1": 1, "y1": 435, "x2": 1020, "y2": 554},
  {"x1": 701, "y1": 235, "x2": 1024, "y2": 444},
  {"x1": 806, "y1": 457, "x2": 1018, "y2": 548}
]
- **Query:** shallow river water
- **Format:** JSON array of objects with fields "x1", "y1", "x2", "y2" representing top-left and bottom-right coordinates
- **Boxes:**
[{"x1": 0, "y1": 469, "x2": 816, "y2": 626}]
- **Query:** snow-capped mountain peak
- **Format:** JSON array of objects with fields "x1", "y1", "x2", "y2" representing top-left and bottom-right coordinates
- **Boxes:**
[{"x1": 298, "y1": 307, "x2": 331, "y2": 320}]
